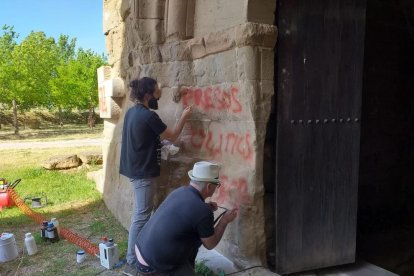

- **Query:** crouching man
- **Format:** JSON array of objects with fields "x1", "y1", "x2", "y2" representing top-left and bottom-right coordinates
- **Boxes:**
[{"x1": 135, "y1": 161, "x2": 238, "y2": 276}]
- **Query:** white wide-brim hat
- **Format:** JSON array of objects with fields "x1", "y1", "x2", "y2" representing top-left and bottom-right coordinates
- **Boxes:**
[{"x1": 188, "y1": 161, "x2": 220, "y2": 183}]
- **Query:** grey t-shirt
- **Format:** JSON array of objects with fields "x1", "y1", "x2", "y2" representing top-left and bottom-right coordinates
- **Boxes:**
[{"x1": 119, "y1": 104, "x2": 167, "y2": 179}]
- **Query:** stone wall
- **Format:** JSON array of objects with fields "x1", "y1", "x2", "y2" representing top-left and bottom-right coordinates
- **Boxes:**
[{"x1": 99, "y1": 0, "x2": 277, "y2": 267}]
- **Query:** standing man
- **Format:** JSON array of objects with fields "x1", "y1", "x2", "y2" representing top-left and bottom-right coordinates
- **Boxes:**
[
  {"x1": 134, "y1": 161, "x2": 239, "y2": 276},
  {"x1": 120, "y1": 77, "x2": 192, "y2": 276}
]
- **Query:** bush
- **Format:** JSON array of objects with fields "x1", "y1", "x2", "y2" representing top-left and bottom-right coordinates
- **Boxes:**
[
  {"x1": 0, "y1": 108, "x2": 102, "y2": 127},
  {"x1": 53, "y1": 110, "x2": 103, "y2": 125},
  {"x1": 24, "y1": 112, "x2": 41, "y2": 129}
]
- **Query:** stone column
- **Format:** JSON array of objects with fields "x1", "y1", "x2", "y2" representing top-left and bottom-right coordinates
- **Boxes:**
[{"x1": 165, "y1": 0, "x2": 195, "y2": 40}]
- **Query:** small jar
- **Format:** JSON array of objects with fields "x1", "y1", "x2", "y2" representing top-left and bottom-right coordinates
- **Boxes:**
[{"x1": 77, "y1": 250, "x2": 86, "y2": 264}]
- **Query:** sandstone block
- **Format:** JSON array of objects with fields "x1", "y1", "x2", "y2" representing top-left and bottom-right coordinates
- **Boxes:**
[
  {"x1": 192, "y1": 58, "x2": 213, "y2": 87},
  {"x1": 247, "y1": 0, "x2": 276, "y2": 25},
  {"x1": 236, "y1": 47, "x2": 260, "y2": 80},
  {"x1": 170, "y1": 41, "x2": 192, "y2": 61},
  {"x1": 189, "y1": 37, "x2": 207, "y2": 59},
  {"x1": 41, "y1": 155, "x2": 82, "y2": 170},
  {"x1": 192, "y1": 49, "x2": 238, "y2": 84},
  {"x1": 104, "y1": 77, "x2": 125, "y2": 98},
  {"x1": 138, "y1": 0, "x2": 165, "y2": 19},
  {"x1": 181, "y1": 120, "x2": 257, "y2": 168},
  {"x1": 97, "y1": 66, "x2": 112, "y2": 84},
  {"x1": 120, "y1": 54, "x2": 131, "y2": 76},
  {"x1": 99, "y1": 90, "x2": 123, "y2": 119},
  {"x1": 165, "y1": 0, "x2": 195, "y2": 40},
  {"x1": 111, "y1": 59, "x2": 127, "y2": 79},
  {"x1": 87, "y1": 169, "x2": 104, "y2": 193},
  {"x1": 254, "y1": 80, "x2": 274, "y2": 122},
  {"x1": 211, "y1": 50, "x2": 238, "y2": 83},
  {"x1": 103, "y1": 173, "x2": 133, "y2": 229},
  {"x1": 204, "y1": 28, "x2": 236, "y2": 56},
  {"x1": 144, "y1": 61, "x2": 194, "y2": 87},
  {"x1": 137, "y1": 46, "x2": 151, "y2": 64},
  {"x1": 178, "y1": 81, "x2": 255, "y2": 121},
  {"x1": 78, "y1": 151, "x2": 103, "y2": 165},
  {"x1": 120, "y1": 0, "x2": 134, "y2": 21},
  {"x1": 193, "y1": 0, "x2": 247, "y2": 38},
  {"x1": 159, "y1": 41, "x2": 191, "y2": 63},
  {"x1": 137, "y1": 19, "x2": 165, "y2": 44},
  {"x1": 155, "y1": 87, "x2": 180, "y2": 122},
  {"x1": 234, "y1": 204, "x2": 266, "y2": 263},
  {"x1": 260, "y1": 49, "x2": 275, "y2": 80},
  {"x1": 103, "y1": 0, "x2": 122, "y2": 33},
  {"x1": 235, "y1": 23, "x2": 277, "y2": 48},
  {"x1": 149, "y1": 45, "x2": 162, "y2": 63},
  {"x1": 105, "y1": 24, "x2": 125, "y2": 65}
]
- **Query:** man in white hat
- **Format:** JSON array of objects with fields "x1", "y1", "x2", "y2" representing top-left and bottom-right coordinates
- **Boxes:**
[{"x1": 134, "y1": 161, "x2": 238, "y2": 275}]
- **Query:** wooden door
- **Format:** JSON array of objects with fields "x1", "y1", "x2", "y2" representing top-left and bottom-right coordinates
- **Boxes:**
[{"x1": 274, "y1": 0, "x2": 367, "y2": 274}]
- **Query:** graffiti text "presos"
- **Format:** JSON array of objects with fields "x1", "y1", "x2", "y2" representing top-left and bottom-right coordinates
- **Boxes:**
[{"x1": 181, "y1": 86, "x2": 242, "y2": 113}]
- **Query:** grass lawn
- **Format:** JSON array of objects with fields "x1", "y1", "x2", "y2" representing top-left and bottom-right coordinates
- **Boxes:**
[
  {"x1": 0, "y1": 126, "x2": 217, "y2": 276},
  {"x1": 0, "y1": 146, "x2": 128, "y2": 276}
]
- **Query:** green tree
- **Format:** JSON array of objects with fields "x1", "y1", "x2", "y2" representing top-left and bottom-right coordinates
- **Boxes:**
[
  {"x1": 72, "y1": 49, "x2": 107, "y2": 128},
  {"x1": 49, "y1": 35, "x2": 77, "y2": 125},
  {"x1": 0, "y1": 25, "x2": 18, "y2": 131},
  {"x1": 49, "y1": 48, "x2": 106, "y2": 128},
  {"x1": 0, "y1": 29, "x2": 59, "y2": 134},
  {"x1": 12, "y1": 31, "x2": 59, "y2": 109},
  {"x1": 1, "y1": 25, "x2": 106, "y2": 131}
]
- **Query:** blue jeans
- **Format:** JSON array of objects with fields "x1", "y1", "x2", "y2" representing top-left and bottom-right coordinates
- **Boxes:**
[{"x1": 126, "y1": 178, "x2": 157, "y2": 265}]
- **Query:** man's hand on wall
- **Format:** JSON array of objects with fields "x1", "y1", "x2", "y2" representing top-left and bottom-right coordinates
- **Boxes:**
[
  {"x1": 181, "y1": 105, "x2": 193, "y2": 120},
  {"x1": 221, "y1": 208, "x2": 238, "y2": 224}
]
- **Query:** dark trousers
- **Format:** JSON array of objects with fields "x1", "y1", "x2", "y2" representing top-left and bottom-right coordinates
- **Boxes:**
[{"x1": 138, "y1": 247, "x2": 198, "y2": 276}]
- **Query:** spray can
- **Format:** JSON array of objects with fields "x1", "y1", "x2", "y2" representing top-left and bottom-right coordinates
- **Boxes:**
[
  {"x1": 47, "y1": 222, "x2": 59, "y2": 243},
  {"x1": 40, "y1": 221, "x2": 48, "y2": 241},
  {"x1": 51, "y1": 218, "x2": 60, "y2": 236},
  {"x1": 24, "y1": 233, "x2": 38, "y2": 256}
]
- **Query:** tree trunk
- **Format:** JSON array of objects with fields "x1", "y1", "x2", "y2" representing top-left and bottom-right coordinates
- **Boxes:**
[
  {"x1": 12, "y1": 98, "x2": 19, "y2": 135},
  {"x1": 58, "y1": 106, "x2": 63, "y2": 127},
  {"x1": 88, "y1": 106, "x2": 96, "y2": 129}
]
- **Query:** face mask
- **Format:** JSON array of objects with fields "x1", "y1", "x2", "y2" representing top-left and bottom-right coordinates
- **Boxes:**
[{"x1": 148, "y1": 96, "x2": 159, "y2": 110}]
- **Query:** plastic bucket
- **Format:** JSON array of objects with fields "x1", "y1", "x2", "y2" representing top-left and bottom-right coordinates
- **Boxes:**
[{"x1": 0, "y1": 233, "x2": 19, "y2": 262}]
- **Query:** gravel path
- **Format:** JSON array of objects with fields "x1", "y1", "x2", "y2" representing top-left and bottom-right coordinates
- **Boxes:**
[{"x1": 0, "y1": 138, "x2": 103, "y2": 150}]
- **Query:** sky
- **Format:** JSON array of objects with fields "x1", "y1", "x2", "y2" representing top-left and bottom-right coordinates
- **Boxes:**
[{"x1": 0, "y1": 0, "x2": 106, "y2": 55}]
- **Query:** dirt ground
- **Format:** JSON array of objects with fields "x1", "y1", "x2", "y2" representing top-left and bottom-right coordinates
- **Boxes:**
[
  {"x1": 0, "y1": 200, "x2": 129, "y2": 276},
  {"x1": 0, "y1": 138, "x2": 103, "y2": 150}
]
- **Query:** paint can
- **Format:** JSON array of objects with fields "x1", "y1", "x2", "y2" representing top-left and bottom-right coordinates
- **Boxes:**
[
  {"x1": 0, "y1": 233, "x2": 19, "y2": 262},
  {"x1": 77, "y1": 250, "x2": 86, "y2": 264}
]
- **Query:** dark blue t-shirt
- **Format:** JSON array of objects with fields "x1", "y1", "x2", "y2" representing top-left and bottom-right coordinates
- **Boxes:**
[
  {"x1": 119, "y1": 104, "x2": 167, "y2": 179},
  {"x1": 137, "y1": 186, "x2": 215, "y2": 272}
]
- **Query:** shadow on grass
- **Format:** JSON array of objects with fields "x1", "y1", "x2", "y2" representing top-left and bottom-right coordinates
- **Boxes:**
[
  {"x1": 0, "y1": 198, "x2": 128, "y2": 276},
  {"x1": 0, "y1": 124, "x2": 103, "y2": 141}
]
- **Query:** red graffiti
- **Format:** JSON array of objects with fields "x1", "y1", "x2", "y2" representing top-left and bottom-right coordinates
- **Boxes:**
[
  {"x1": 181, "y1": 85, "x2": 242, "y2": 113},
  {"x1": 98, "y1": 86, "x2": 108, "y2": 114},
  {"x1": 213, "y1": 175, "x2": 251, "y2": 205},
  {"x1": 189, "y1": 127, "x2": 254, "y2": 161}
]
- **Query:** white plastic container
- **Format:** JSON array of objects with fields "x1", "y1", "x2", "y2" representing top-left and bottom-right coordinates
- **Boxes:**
[
  {"x1": 0, "y1": 233, "x2": 19, "y2": 262},
  {"x1": 24, "y1": 233, "x2": 38, "y2": 256},
  {"x1": 99, "y1": 240, "x2": 119, "y2": 269}
]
